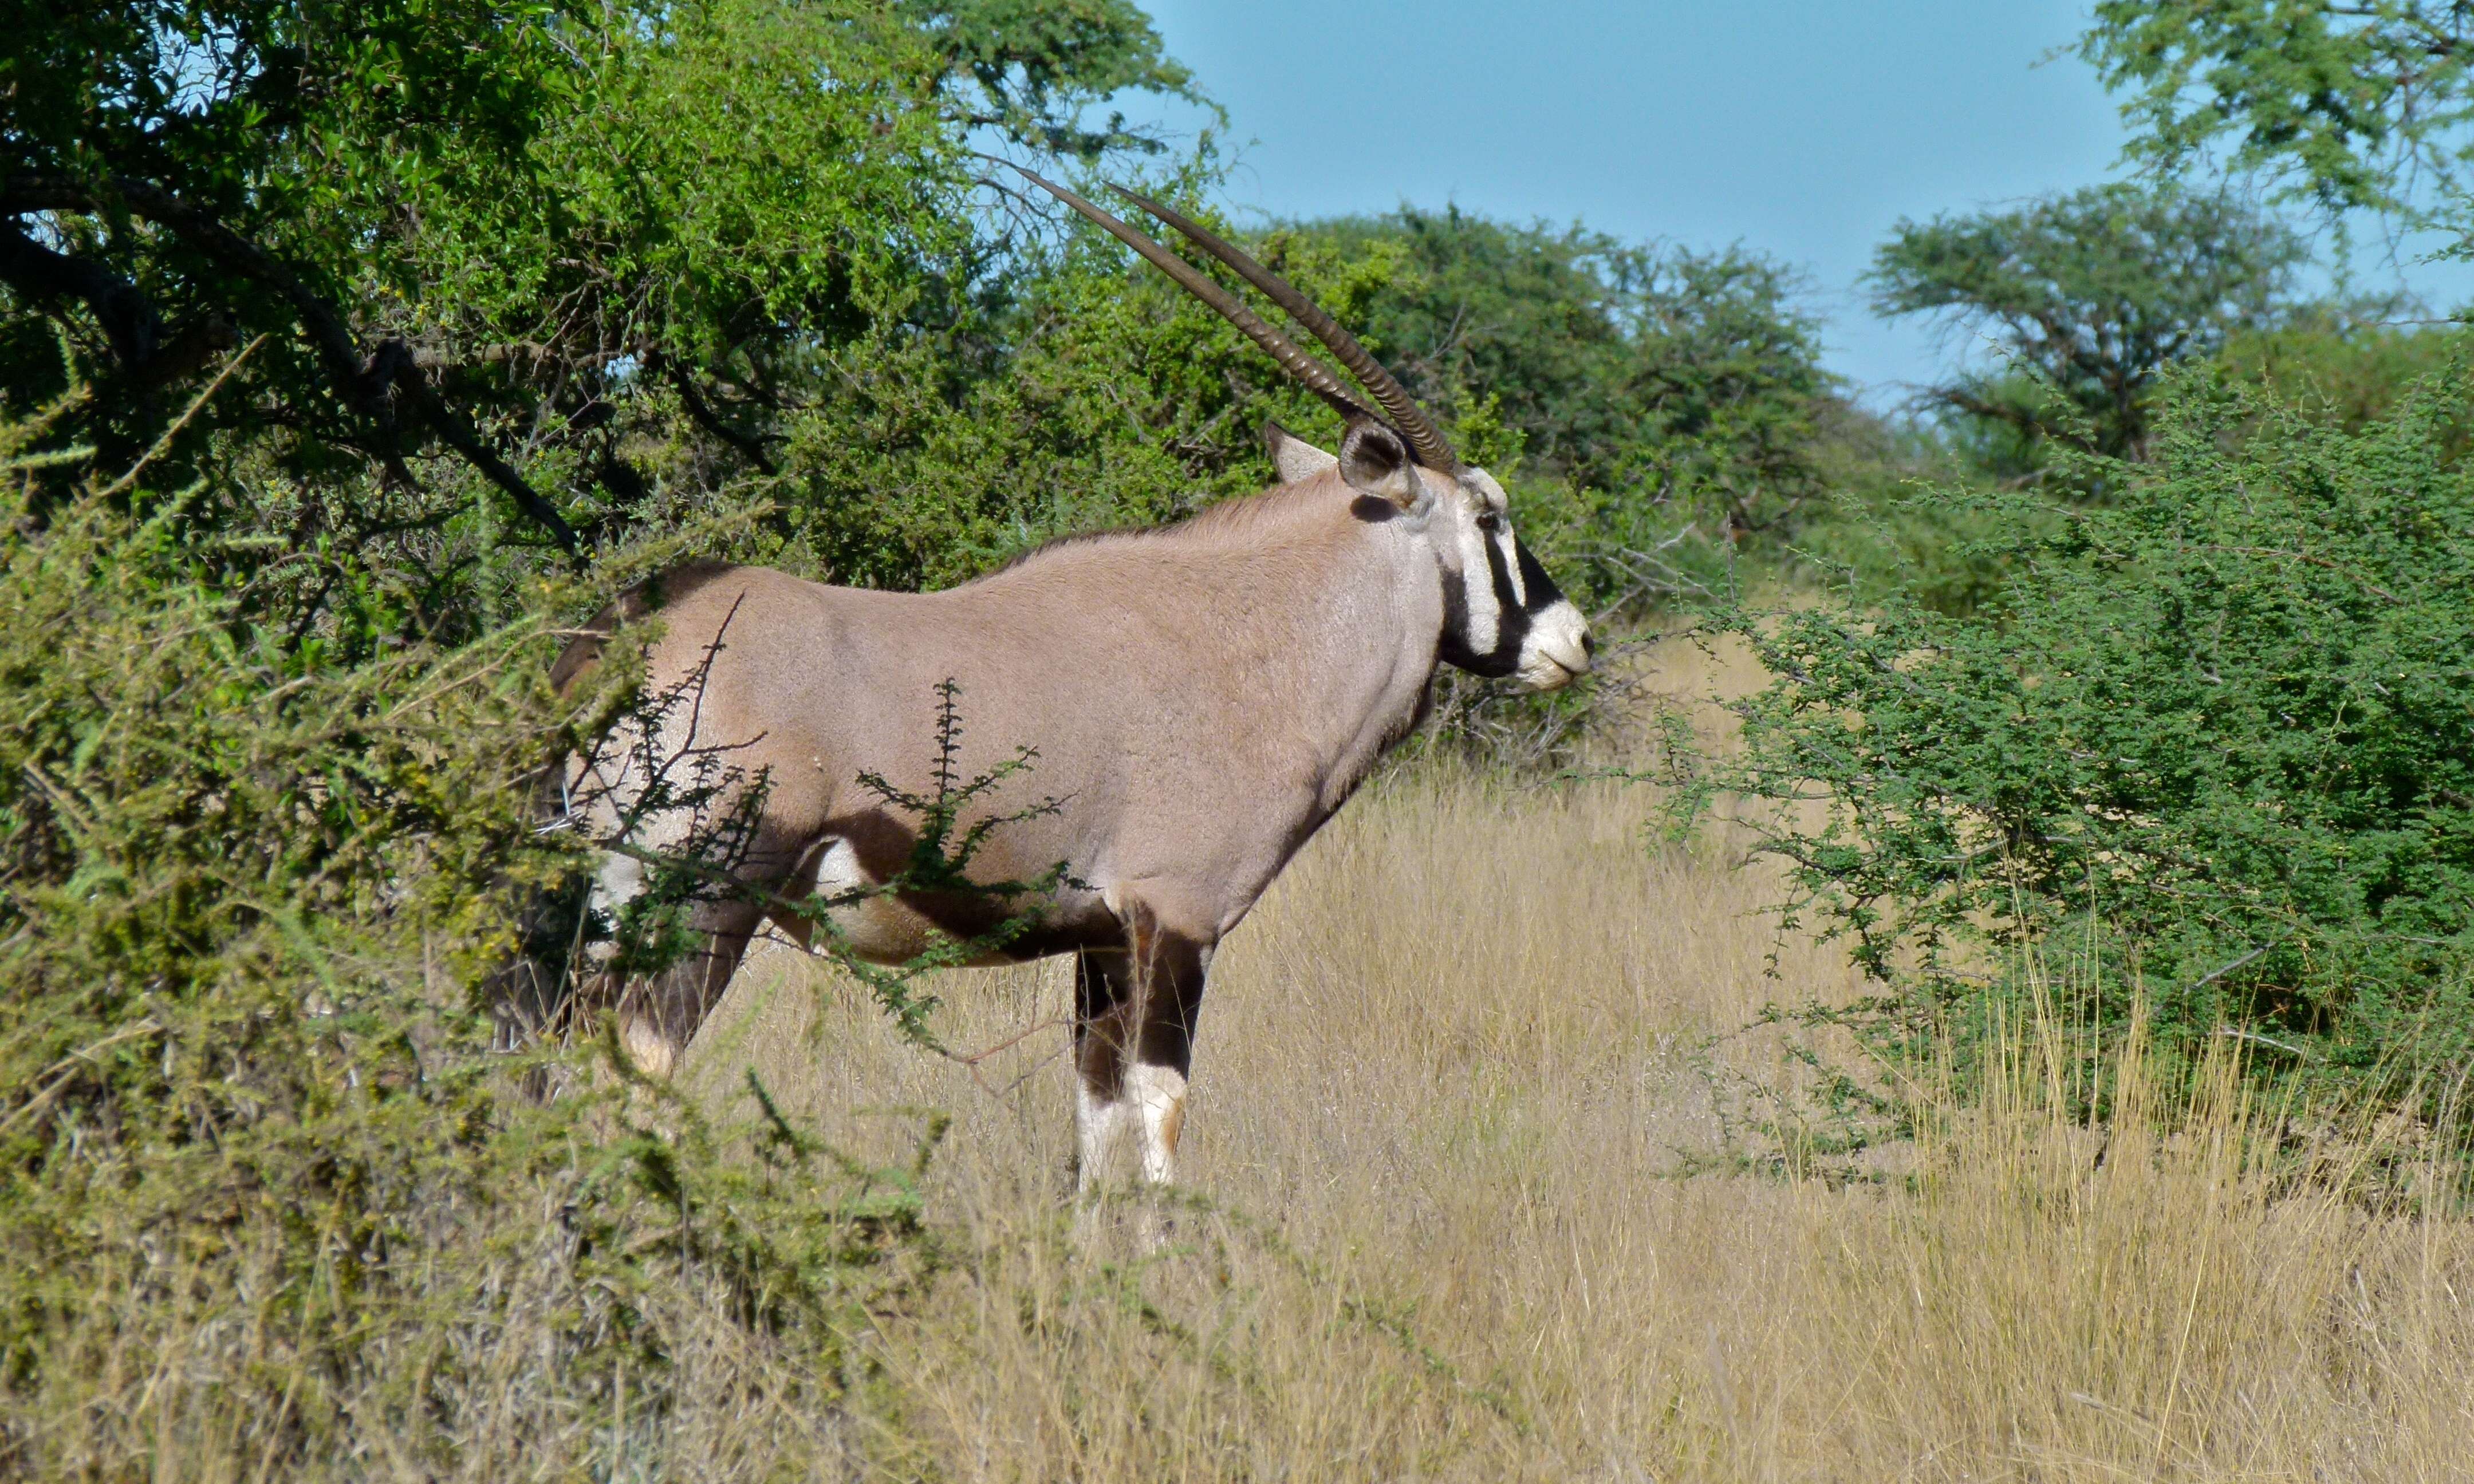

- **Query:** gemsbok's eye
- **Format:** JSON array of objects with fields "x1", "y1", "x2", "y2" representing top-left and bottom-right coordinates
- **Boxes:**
[{"x1": 1475, "y1": 508, "x2": 1503, "y2": 532}]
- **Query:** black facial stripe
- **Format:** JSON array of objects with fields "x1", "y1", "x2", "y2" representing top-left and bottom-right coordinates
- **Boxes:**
[
  {"x1": 1514, "y1": 540, "x2": 1566, "y2": 615},
  {"x1": 1483, "y1": 532, "x2": 1531, "y2": 661},
  {"x1": 1435, "y1": 543, "x2": 1512, "y2": 676},
  {"x1": 1439, "y1": 532, "x2": 1570, "y2": 680},
  {"x1": 1439, "y1": 561, "x2": 1470, "y2": 645}
]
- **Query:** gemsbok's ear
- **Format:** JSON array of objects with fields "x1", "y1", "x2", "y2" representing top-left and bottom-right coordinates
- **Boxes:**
[
  {"x1": 1337, "y1": 419, "x2": 1420, "y2": 510},
  {"x1": 1264, "y1": 420, "x2": 1340, "y2": 484}
]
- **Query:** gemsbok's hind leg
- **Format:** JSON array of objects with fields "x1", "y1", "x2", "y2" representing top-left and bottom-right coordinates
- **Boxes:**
[
  {"x1": 1071, "y1": 898, "x2": 1211, "y2": 1193},
  {"x1": 613, "y1": 895, "x2": 766, "y2": 1079},
  {"x1": 577, "y1": 801, "x2": 804, "y2": 1077}
]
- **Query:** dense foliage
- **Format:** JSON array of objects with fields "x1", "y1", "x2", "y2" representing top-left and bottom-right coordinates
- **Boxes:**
[
  {"x1": 9, "y1": 0, "x2": 944, "y2": 523},
  {"x1": 1665, "y1": 365, "x2": 2474, "y2": 1107},
  {"x1": 2082, "y1": 0, "x2": 2474, "y2": 245},
  {"x1": 2220, "y1": 309, "x2": 2474, "y2": 447},
  {"x1": 758, "y1": 200, "x2": 1407, "y2": 590},
  {"x1": 0, "y1": 412, "x2": 958, "y2": 1470},
  {"x1": 2, "y1": 0, "x2": 1200, "y2": 646},
  {"x1": 1297, "y1": 210, "x2": 1833, "y2": 546}
]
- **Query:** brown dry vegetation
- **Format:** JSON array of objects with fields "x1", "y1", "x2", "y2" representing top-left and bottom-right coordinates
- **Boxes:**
[{"x1": 665, "y1": 638, "x2": 2474, "y2": 1481}]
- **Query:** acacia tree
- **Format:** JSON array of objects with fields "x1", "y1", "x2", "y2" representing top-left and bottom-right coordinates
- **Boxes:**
[
  {"x1": 1281, "y1": 207, "x2": 1831, "y2": 615},
  {"x1": 1664, "y1": 368, "x2": 2474, "y2": 1112},
  {"x1": 2082, "y1": 0, "x2": 2474, "y2": 246},
  {"x1": 1294, "y1": 210, "x2": 1827, "y2": 515},
  {"x1": 1868, "y1": 182, "x2": 2309, "y2": 462}
]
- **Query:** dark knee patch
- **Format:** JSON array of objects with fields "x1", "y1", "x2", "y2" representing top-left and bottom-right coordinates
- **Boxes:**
[
  {"x1": 1074, "y1": 949, "x2": 1135, "y2": 1100},
  {"x1": 1128, "y1": 919, "x2": 1209, "y2": 1076}
]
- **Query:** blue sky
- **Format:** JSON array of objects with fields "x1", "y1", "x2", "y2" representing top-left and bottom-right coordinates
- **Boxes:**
[{"x1": 1114, "y1": 1, "x2": 2472, "y2": 404}]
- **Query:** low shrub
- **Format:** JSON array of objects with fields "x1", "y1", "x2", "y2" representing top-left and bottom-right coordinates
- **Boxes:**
[
  {"x1": 1660, "y1": 365, "x2": 2474, "y2": 1124},
  {"x1": 0, "y1": 411, "x2": 940, "y2": 1477}
]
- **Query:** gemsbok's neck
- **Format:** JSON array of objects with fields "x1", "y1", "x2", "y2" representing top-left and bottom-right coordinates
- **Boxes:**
[
  {"x1": 977, "y1": 476, "x2": 1443, "y2": 807},
  {"x1": 1151, "y1": 478, "x2": 1443, "y2": 807}
]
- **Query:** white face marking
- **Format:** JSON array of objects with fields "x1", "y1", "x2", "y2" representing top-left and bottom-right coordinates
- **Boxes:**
[
  {"x1": 1126, "y1": 1063, "x2": 1189, "y2": 1186},
  {"x1": 1451, "y1": 468, "x2": 1520, "y2": 658},
  {"x1": 1454, "y1": 507, "x2": 1500, "y2": 656}
]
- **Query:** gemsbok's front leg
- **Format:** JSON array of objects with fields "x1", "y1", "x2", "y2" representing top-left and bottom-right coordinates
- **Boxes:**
[
  {"x1": 1071, "y1": 898, "x2": 1211, "y2": 1192},
  {"x1": 614, "y1": 895, "x2": 765, "y2": 1079}
]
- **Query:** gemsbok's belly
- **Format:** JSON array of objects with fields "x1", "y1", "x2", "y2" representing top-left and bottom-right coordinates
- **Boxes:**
[{"x1": 776, "y1": 837, "x2": 1102, "y2": 968}]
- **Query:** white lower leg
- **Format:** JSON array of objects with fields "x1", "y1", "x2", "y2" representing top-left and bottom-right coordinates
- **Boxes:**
[
  {"x1": 620, "y1": 1016, "x2": 681, "y2": 1079},
  {"x1": 1074, "y1": 1080, "x2": 1133, "y2": 1193},
  {"x1": 590, "y1": 856, "x2": 676, "y2": 1073},
  {"x1": 1127, "y1": 1063, "x2": 1189, "y2": 1185}
]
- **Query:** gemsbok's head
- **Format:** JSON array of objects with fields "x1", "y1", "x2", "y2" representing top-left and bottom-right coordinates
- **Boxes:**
[{"x1": 1019, "y1": 171, "x2": 1595, "y2": 692}]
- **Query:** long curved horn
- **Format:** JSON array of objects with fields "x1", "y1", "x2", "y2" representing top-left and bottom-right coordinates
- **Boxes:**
[
  {"x1": 1010, "y1": 166, "x2": 1374, "y2": 426},
  {"x1": 1109, "y1": 186, "x2": 1459, "y2": 472}
]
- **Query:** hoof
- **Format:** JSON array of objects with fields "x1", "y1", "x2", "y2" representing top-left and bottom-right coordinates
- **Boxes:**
[{"x1": 1067, "y1": 1191, "x2": 1180, "y2": 1257}]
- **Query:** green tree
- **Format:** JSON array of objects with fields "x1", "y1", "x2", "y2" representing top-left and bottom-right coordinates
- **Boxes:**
[
  {"x1": 1869, "y1": 182, "x2": 2310, "y2": 464},
  {"x1": 2081, "y1": 1, "x2": 2474, "y2": 248},
  {"x1": 2219, "y1": 310, "x2": 2474, "y2": 441},
  {"x1": 732, "y1": 186, "x2": 1410, "y2": 591},
  {"x1": 1287, "y1": 208, "x2": 1834, "y2": 607},
  {"x1": 1, "y1": 0, "x2": 1187, "y2": 571},
  {"x1": 735, "y1": 200, "x2": 1837, "y2": 610},
  {"x1": 905, "y1": 0, "x2": 1206, "y2": 153}
]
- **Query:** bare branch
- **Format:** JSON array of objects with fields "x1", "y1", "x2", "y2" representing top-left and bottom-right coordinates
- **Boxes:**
[
  {"x1": 0, "y1": 216, "x2": 162, "y2": 370},
  {"x1": 660, "y1": 354, "x2": 779, "y2": 476}
]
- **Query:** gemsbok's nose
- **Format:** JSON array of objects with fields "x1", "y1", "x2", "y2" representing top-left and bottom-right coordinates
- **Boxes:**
[{"x1": 1521, "y1": 598, "x2": 1594, "y2": 689}]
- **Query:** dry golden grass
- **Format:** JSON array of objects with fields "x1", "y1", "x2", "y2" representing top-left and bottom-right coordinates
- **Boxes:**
[{"x1": 684, "y1": 704, "x2": 2474, "y2": 1482}]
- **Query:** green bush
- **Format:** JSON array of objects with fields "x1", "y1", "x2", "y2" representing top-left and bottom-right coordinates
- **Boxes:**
[
  {"x1": 0, "y1": 415, "x2": 940, "y2": 1476},
  {"x1": 762, "y1": 196, "x2": 1409, "y2": 590},
  {"x1": 1663, "y1": 366, "x2": 2474, "y2": 1115},
  {"x1": 1780, "y1": 403, "x2": 2034, "y2": 618},
  {"x1": 2217, "y1": 313, "x2": 2474, "y2": 445}
]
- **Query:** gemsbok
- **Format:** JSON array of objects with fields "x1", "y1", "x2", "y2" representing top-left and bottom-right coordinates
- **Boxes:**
[{"x1": 555, "y1": 172, "x2": 1593, "y2": 1192}]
